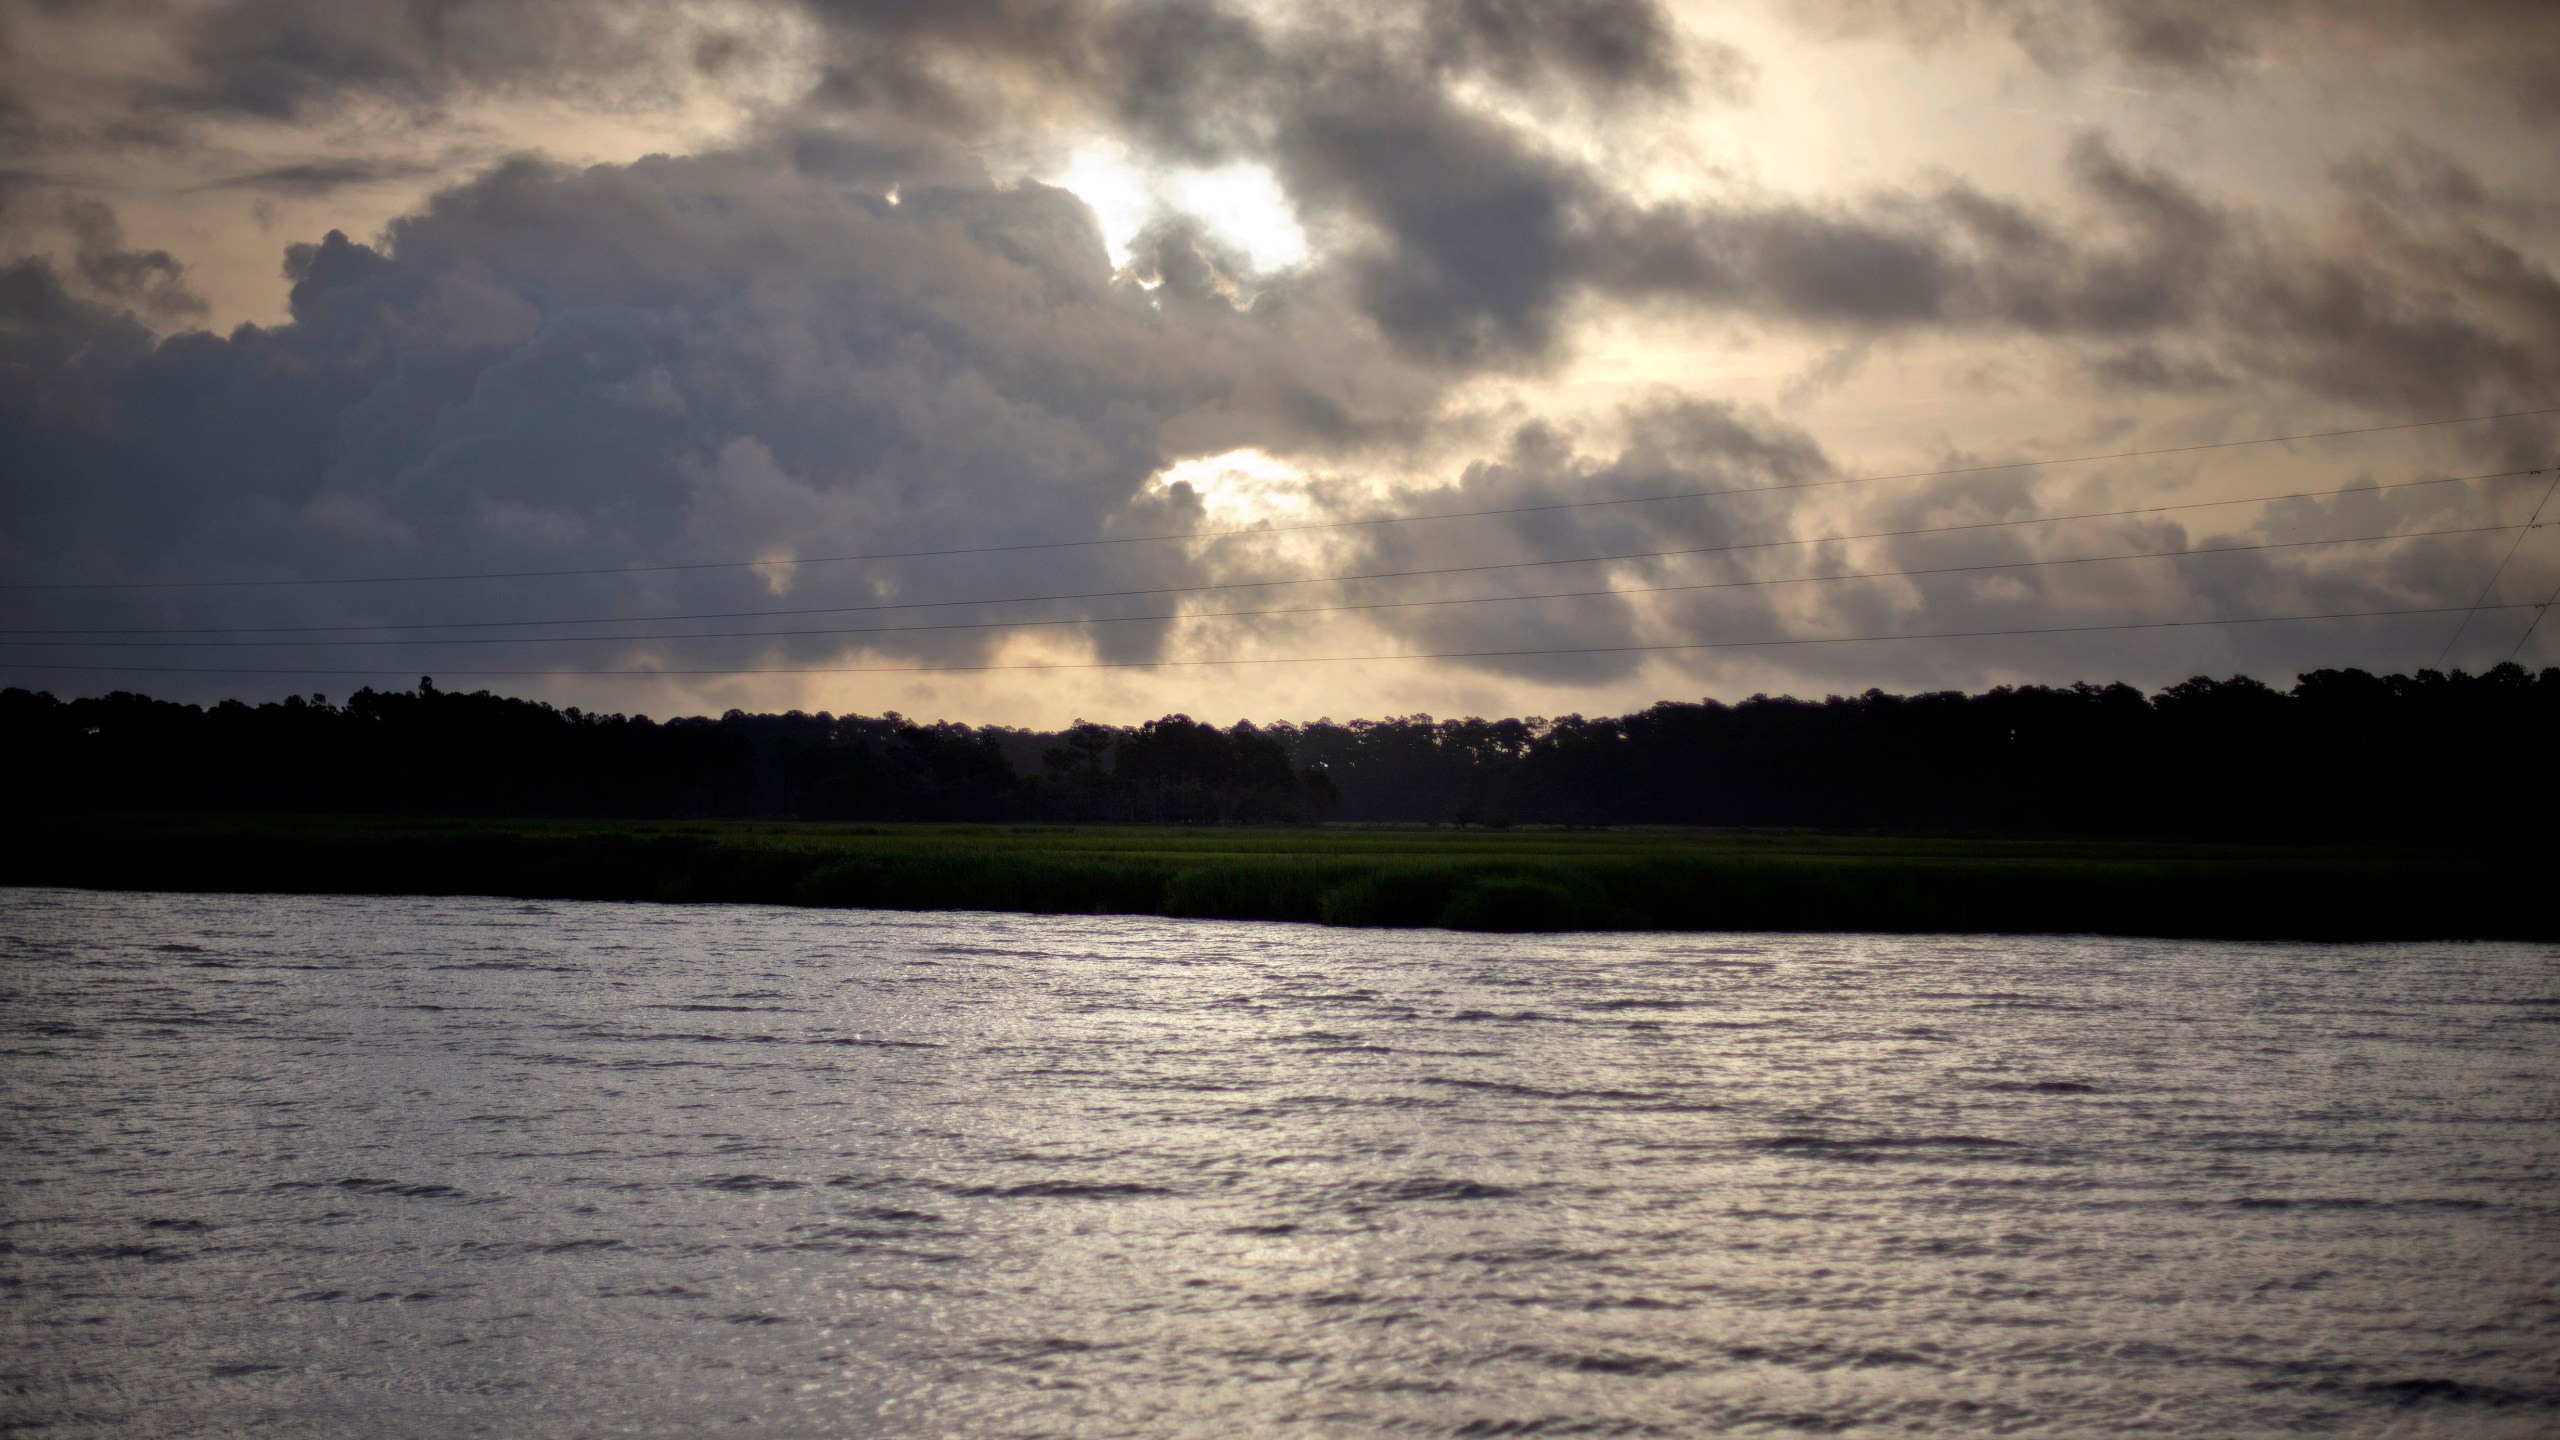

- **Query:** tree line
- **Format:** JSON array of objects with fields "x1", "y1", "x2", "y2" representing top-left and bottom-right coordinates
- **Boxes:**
[{"x1": 4, "y1": 663, "x2": 2552, "y2": 838}]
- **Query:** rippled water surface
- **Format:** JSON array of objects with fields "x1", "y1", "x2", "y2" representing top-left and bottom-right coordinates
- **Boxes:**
[{"x1": 3, "y1": 888, "x2": 2556, "y2": 1437}]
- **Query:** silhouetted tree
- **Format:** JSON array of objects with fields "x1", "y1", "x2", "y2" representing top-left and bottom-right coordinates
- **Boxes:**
[{"x1": 5, "y1": 665, "x2": 2553, "y2": 834}]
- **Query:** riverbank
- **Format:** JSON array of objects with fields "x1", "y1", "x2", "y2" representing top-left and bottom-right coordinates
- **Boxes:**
[{"x1": 2, "y1": 813, "x2": 2548, "y2": 939}]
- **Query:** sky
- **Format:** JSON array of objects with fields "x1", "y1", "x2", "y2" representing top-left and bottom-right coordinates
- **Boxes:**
[{"x1": 3, "y1": 0, "x2": 2557, "y2": 726}]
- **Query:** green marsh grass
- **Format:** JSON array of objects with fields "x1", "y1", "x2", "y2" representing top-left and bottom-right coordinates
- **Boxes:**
[{"x1": 5, "y1": 813, "x2": 2548, "y2": 940}]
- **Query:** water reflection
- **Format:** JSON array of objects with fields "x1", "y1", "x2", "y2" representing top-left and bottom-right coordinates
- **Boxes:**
[{"x1": 2, "y1": 889, "x2": 2554, "y2": 1436}]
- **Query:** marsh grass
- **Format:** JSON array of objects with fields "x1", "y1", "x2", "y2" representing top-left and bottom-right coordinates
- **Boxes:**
[{"x1": 4, "y1": 813, "x2": 2546, "y2": 939}]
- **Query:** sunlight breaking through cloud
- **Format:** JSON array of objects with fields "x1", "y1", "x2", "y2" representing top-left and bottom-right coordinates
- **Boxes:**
[
  {"x1": 1049, "y1": 148, "x2": 1307, "y2": 274},
  {"x1": 1150, "y1": 449, "x2": 1321, "y2": 526}
]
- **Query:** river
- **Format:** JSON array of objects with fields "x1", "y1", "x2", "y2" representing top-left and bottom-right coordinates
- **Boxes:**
[{"x1": 3, "y1": 887, "x2": 2554, "y2": 1436}]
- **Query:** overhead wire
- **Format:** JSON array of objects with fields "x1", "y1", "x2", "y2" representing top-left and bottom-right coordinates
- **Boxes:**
[
  {"x1": 3, "y1": 468, "x2": 2541, "y2": 639},
  {"x1": 2430, "y1": 467, "x2": 2558, "y2": 668},
  {"x1": 2, "y1": 604, "x2": 2540, "y2": 678},
  {"x1": 4, "y1": 405, "x2": 2555, "y2": 593},
  {"x1": 2504, "y1": 576, "x2": 2560, "y2": 665},
  {"x1": 0, "y1": 523, "x2": 2517, "y2": 651}
]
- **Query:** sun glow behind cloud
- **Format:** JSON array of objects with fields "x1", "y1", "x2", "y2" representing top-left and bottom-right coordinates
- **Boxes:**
[
  {"x1": 5, "y1": 0, "x2": 2557, "y2": 727},
  {"x1": 1048, "y1": 148, "x2": 1308, "y2": 273},
  {"x1": 1150, "y1": 448, "x2": 1320, "y2": 526}
]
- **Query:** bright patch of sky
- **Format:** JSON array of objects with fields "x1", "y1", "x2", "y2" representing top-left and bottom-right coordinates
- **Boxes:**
[
  {"x1": 1150, "y1": 448, "x2": 1319, "y2": 526},
  {"x1": 1049, "y1": 147, "x2": 1308, "y2": 274}
]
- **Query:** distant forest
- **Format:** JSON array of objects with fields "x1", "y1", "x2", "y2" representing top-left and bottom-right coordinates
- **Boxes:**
[{"x1": 5, "y1": 664, "x2": 2553, "y2": 838}]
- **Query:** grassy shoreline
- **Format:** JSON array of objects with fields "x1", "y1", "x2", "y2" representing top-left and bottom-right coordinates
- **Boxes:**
[{"x1": 2, "y1": 813, "x2": 2549, "y2": 940}]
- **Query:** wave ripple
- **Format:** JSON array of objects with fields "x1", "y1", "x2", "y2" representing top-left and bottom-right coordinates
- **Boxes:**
[{"x1": 1, "y1": 887, "x2": 2554, "y2": 1438}]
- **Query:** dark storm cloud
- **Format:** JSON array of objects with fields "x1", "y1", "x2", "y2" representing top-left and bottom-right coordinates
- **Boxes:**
[
  {"x1": 136, "y1": 0, "x2": 710, "y2": 120},
  {"x1": 793, "y1": 0, "x2": 1703, "y2": 137},
  {"x1": 1586, "y1": 135, "x2": 2560, "y2": 413},
  {"x1": 9, "y1": 0, "x2": 2550, "y2": 413},
  {"x1": 65, "y1": 0, "x2": 2548, "y2": 408},
  {"x1": 1242, "y1": 396, "x2": 2547, "y2": 690},
  {"x1": 1, "y1": 0, "x2": 1700, "y2": 373},
  {"x1": 1, "y1": 0, "x2": 1703, "y2": 146},
  {"x1": 1420, "y1": 0, "x2": 1691, "y2": 96},
  {"x1": 824, "y1": 0, "x2": 2560, "y2": 415},
  {"x1": 0, "y1": 257, "x2": 159, "y2": 429},
  {"x1": 0, "y1": 131, "x2": 1450, "y2": 683},
  {"x1": 59, "y1": 198, "x2": 206, "y2": 322},
  {"x1": 1277, "y1": 75, "x2": 1593, "y2": 365},
  {"x1": 1433, "y1": 415, "x2": 2546, "y2": 693},
  {"x1": 1795, "y1": 0, "x2": 2560, "y2": 119},
  {"x1": 1098, "y1": 0, "x2": 1276, "y2": 163},
  {"x1": 1173, "y1": 399, "x2": 1834, "y2": 686},
  {"x1": 1586, "y1": 138, "x2": 2227, "y2": 335},
  {"x1": 4, "y1": 0, "x2": 2555, "y2": 704},
  {"x1": 0, "y1": 189, "x2": 209, "y2": 320},
  {"x1": 787, "y1": 1, "x2": 1704, "y2": 371},
  {"x1": 203, "y1": 158, "x2": 444, "y2": 196}
]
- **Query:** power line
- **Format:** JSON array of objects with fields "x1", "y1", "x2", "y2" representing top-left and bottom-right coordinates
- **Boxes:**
[
  {"x1": 2505, "y1": 575, "x2": 2560, "y2": 666},
  {"x1": 0, "y1": 524, "x2": 2512, "y2": 650},
  {"x1": 6, "y1": 406, "x2": 2554, "y2": 593},
  {"x1": 2431, "y1": 468, "x2": 2558, "y2": 669},
  {"x1": 3, "y1": 603, "x2": 2537, "y2": 679},
  {"x1": 5, "y1": 468, "x2": 2537, "y2": 639}
]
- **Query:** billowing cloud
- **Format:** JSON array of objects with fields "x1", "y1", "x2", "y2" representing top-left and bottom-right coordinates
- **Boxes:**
[
  {"x1": 0, "y1": 131, "x2": 1452, "y2": 676},
  {"x1": 1792, "y1": 0, "x2": 2560, "y2": 118},
  {"x1": 2, "y1": 0, "x2": 2556, "y2": 720},
  {"x1": 203, "y1": 159, "x2": 445, "y2": 196},
  {"x1": 60, "y1": 197, "x2": 207, "y2": 322}
]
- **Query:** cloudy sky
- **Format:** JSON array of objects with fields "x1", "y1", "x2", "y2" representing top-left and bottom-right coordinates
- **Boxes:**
[{"x1": 3, "y1": 0, "x2": 2556, "y2": 725}]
